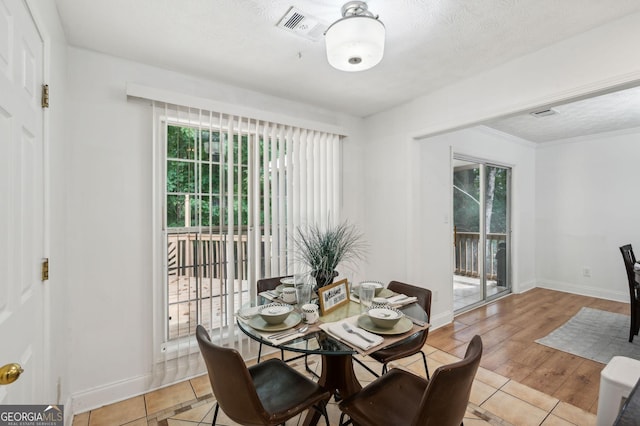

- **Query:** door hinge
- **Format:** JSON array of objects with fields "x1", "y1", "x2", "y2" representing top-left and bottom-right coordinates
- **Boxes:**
[
  {"x1": 41, "y1": 258, "x2": 49, "y2": 281},
  {"x1": 41, "y1": 84, "x2": 49, "y2": 108}
]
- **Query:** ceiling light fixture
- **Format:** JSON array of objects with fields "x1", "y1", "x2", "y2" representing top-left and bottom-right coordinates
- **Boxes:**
[{"x1": 324, "y1": 1, "x2": 385, "y2": 72}]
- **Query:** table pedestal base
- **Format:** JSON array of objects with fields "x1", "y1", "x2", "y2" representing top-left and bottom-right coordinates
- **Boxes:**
[{"x1": 302, "y1": 354, "x2": 362, "y2": 426}]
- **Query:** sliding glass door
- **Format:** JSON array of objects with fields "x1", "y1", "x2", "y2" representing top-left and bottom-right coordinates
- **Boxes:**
[{"x1": 453, "y1": 157, "x2": 511, "y2": 312}]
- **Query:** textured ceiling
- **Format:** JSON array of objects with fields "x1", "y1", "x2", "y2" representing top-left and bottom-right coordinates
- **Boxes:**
[
  {"x1": 485, "y1": 86, "x2": 640, "y2": 143},
  {"x1": 54, "y1": 0, "x2": 640, "y2": 119}
]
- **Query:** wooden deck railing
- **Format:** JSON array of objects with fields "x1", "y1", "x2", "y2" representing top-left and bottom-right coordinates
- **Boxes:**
[
  {"x1": 167, "y1": 230, "x2": 253, "y2": 280},
  {"x1": 166, "y1": 230, "x2": 266, "y2": 340},
  {"x1": 454, "y1": 231, "x2": 507, "y2": 280},
  {"x1": 166, "y1": 230, "x2": 507, "y2": 339}
]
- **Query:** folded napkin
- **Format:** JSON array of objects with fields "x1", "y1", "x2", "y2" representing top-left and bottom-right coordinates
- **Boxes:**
[
  {"x1": 236, "y1": 306, "x2": 260, "y2": 321},
  {"x1": 327, "y1": 319, "x2": 384, "y2": 350},
  {"x1": 634, "y1": 263, "x2": 640, "y2": 271},
  {"x1": 387, "y1": 294, "x2": 418, "y2": 307},
  {"x1": 259, "y1": 291, "x2": 279, "y2": 301}
]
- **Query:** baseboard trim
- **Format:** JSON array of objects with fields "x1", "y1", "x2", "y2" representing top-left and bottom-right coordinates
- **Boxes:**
[
  {"x1": 69, "y1": 357, "x2": 207, "y2": 419},
  {"x1": 537, "y1": 280, "x2": 627, "y2": 303},
  {"x1": 514, "y1": 279, "x2": 536, "y2": 294},
  {"x1": 429, "y1": 310, "x2": 454, "y2": 331}
]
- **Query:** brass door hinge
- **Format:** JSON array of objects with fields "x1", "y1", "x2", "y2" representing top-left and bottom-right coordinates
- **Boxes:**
[
  {"x1": 41, "y1": 84, "x2": 49, "y2": 108},
  {"x1": 41, "y1": 258, "x2": 49, "y2": 281}
]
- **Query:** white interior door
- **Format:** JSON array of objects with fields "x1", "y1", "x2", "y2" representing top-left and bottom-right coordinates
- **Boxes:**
[{"x1": 0, "y1": 0, "x2": 45, "y2": 403}]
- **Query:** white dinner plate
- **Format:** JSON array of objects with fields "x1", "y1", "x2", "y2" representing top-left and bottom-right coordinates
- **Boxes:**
[
  {"x1": 248, "y1": 312, "x2": 302, "y2": 332},
  {"x1": 280, "y1": 277, "x2": 296, "y2": 286}
]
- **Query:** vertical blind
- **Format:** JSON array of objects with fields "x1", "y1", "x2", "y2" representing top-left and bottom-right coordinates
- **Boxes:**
[{"x1": 152, "y1": 101, "x2": 342, "y2": 363}]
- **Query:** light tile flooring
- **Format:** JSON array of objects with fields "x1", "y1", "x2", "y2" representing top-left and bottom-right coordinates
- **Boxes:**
[{"x1": 72, "y1": 345, "x2": 596, "y2": 426}]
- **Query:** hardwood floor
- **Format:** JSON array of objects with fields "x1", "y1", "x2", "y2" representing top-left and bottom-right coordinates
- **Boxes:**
[{"x1": 428, "y1": 287, "x2": 629, "y2": 414}]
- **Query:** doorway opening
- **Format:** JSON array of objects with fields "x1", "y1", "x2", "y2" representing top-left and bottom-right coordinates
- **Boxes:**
[{"x1": 453, "y1": 157, "x2": 511, "y2": 312}]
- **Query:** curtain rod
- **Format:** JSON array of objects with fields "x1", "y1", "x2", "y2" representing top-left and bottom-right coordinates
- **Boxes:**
[{"x1": 126, "y1": 82, "x2": 348, "y2": 138}]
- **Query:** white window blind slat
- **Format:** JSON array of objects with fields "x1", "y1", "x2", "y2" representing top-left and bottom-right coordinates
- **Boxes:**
[
  {"x1": 151, "y1": 100, "x2": 342, "y2": 364},
  {"x1": 277, "y1": 125, "x2": 284, "y2": 273}
]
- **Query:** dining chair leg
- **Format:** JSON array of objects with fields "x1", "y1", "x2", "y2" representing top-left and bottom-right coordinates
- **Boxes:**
[
  {"x1": 353, "y1": 356, "x2": 380, "y2": 378},
  {"x1": 421, "y1": 351, "x2": 430, "y2": 379},
  {"x1": 305, "y1": 354, "x2": 320, "y2": 379},
  {"x1": 257, "y1": 343, "x2": 263, "y2": 362},
  {"x1": 312, "y1": 401, "x2": 330, "y2": 426},
  {"x1": 339, "y1": 412, "x2": 353, "y2": 426},
  {"x1": 211, "y1": 403, "x2": 219, "y2": 426}
]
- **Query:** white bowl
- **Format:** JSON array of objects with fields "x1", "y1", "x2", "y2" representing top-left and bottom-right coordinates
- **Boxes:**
[
  {"x1": 367, "y1": 306, "x2": 403, "y2": 329},
  {"x1": 259, "y1": 303, "x2": 293, "y2": 325}
]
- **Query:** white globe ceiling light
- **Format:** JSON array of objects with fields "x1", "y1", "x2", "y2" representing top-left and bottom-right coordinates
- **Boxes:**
[{"x1": 325, "y1": 1, "x2": 385, "y2": 72}]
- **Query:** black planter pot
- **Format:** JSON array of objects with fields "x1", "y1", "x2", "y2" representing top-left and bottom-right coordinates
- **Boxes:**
[{"x1": 313, "y1": 270, "x2": 339, "y2": 289}]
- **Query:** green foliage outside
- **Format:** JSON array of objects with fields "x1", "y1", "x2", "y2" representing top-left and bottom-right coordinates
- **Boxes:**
[
  {"x1": 453, "y1": 166, "x2": 508, "y2": 234},
  {"x1": 166, "y1": 125, "x2": 266, "y2": 228}
]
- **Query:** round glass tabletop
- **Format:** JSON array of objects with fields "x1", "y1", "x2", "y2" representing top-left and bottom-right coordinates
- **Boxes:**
[{"x1": 237, "y1": 299, "x2": 428, "y2": 356}]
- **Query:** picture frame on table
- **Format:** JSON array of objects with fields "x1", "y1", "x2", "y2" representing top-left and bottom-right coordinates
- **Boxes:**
[{"x1": 317, "y1": 278, "x2": 350, "y2": 315}]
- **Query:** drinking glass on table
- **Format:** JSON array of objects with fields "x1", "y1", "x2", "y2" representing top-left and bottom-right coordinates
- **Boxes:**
[
  {"x1": 359, "y1": 283, "x2": 376, "y2": 313},
  {"x1": 295, "y1": 283, "x2": 312, "y2": 307}
]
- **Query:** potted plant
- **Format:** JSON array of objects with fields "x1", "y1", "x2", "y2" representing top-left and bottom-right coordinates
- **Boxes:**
[{"x1": 293, "y1": 220, "x2": 367, "y2": 288}]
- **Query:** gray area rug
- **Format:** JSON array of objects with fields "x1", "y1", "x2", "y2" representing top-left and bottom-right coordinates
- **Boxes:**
[{"x1": 536, "y1": 307, "x2": 640, "y2": 364}]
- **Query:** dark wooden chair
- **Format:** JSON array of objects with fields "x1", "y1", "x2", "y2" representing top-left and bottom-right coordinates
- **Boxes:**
[
  {"x1": 339, "y1": 335, "x2": 482, "y2": 426},
  {"x1": 256, "y1": 276, "x2": 304, "y2": 363},
  {"x1": 196, "y1": 325, "x2": 330, "y2": 426},
  {"x1": 255, "y1": 277, "x2": 317, "y2": 377},
  {"x1": 356, "y1": 280, "x2": 432, "y2": 378},
  {"x1": 256, "y1": 276, "x2": 288, "y2": 363},
  {"x1": 619, "y1": 244, "x2": 640, "y2": 342},
  {"x1": 256, "y1": 276, "x2": 287, "y2": 294}
]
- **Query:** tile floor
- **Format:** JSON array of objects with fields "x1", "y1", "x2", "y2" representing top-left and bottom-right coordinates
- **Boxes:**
[{"x1": 72, "y1": 344, "x2": 597, "y2": 426}]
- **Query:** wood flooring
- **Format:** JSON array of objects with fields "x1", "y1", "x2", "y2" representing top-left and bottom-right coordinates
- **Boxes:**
[{"x1": 428, "y1": 287, "x2": 629, "y2": 415}]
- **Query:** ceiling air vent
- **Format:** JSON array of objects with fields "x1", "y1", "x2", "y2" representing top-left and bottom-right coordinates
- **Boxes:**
[
  {"x1": 276, "y1": 6, "x2": 328, "y2": 42},
  {"x1": 530, "y1": 108, "x2": 558, "y2": 118}
]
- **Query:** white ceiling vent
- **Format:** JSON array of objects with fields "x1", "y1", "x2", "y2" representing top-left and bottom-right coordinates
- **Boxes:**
[
  {"x1": 277, "y1": 6, "x2": 328, "y2": 42},
  {"x1": 530, "y1": 108, "x2": 558, "y2": 118}
]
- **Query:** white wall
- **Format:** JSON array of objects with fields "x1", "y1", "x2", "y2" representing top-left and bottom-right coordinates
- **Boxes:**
[
  {"x1": 358, "y1": 124, "x2": 536, "y2": 326},
  {"x1": 63, "y1": 47, "x2": 365, "y2": 413},
  {"x1": 536, "y1": 128, "x2": 640, "y2": 301},
  {"x1": 416, "y1": 128, "x2": 538, "y2": 309},
  {"x1": 360, "y1": 11, "x2": 640, "y2": 326}
]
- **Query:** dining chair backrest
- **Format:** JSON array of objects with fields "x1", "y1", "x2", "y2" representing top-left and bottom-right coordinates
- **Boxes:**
[
  {"x1": 620, "y1": 245, "x2": 640, "y2": 342},
  {"x1": 412, "y1": 335, "x2": 483, "y2": 426},
  {"x1": 195, "y1": 325, "x2": 267, "y2": 425},
  {"x1": 257, "y1": 276, "x2": 289, "y2": 293},
  {"x1": 388, "y1": 281, "x2": 432, "y2": 320},
  {"x1": 620, "y1": 244, "x2": 637, "y2": 286}
]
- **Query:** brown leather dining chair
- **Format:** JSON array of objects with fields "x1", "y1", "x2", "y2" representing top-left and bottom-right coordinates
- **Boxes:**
[
  {"x1": 256, "y1": 276, "x2": 287, "y2": 294},
  {"x1": 338, "y1": 335, "x2": 483, "y2": 426},
  {"x1": 256, "y1": 276, "x2": 289, "y2": 363},
  {"x1": 256, "y1": 276, "x2": 305, "y2": 362},
  {"x1": 256, "y1": 276, "x2": 317, "y2": 379},
  {"x1": 619, "y1": 244, "x2": 640, "y2": 342},
  {"x1": 196, "y1": 325, "x2": 330, "y2": 426},
  {"x1": 356, "y1": 280, "x2": 432, "y2": 378}
]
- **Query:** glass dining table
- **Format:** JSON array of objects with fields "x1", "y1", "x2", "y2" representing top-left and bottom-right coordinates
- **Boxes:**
[{"x1": 237, "y1": 296, "x2": 429, "y2": 426}]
